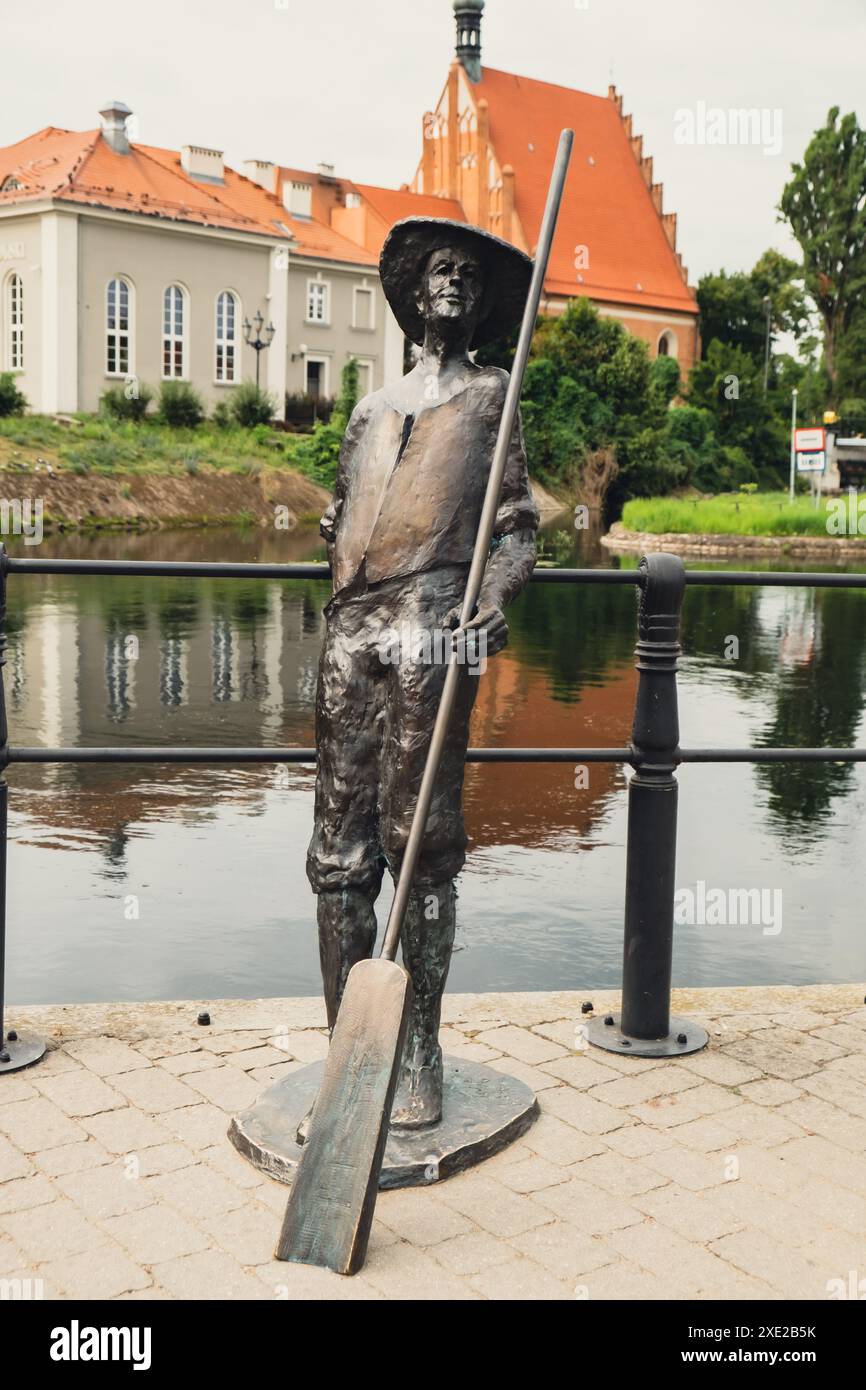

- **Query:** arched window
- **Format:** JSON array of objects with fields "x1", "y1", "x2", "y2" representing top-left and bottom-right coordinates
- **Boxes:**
[
  {"x1": 106, "y1": 276, "x2": 132, "y2": 376},
  {"x1": 215, "y1": 290, "x2": 238, "y2": 383},
  {"x1": 657, "y1": 329, "x2": 678, "y2": 359},
  {"x1": 163, "y1": 284, "x2": 187, "y2": 379},
  {"x1": 5, "y1": 273, "x2": 24, "y2": 370}
]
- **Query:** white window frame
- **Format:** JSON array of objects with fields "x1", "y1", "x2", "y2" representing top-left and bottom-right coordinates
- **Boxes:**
[
  {"x1": 5, "y1": 272, "x2": 24, "y2": 371},
  {"x1": 354, "y1": 357, "x2": 374, "y2": 397},
  {"x1": 657, "y1": 329, "x2": 678, "y2": 359},
  {"x1": 105, "y1": 275, "x2": 134, "y2": 378},
  {"x1": 304, "y1": 354, "x2": 330, "y2": 399},
  {"x1": 306, "y1": 278, "x2": 330, "y2": 326},
  {"x1": 162, "y1": 283, "x2": 189, "y2": 380},
  {"x1": 215, "y1": 289, "x2": 239, "y2": 384},
  {"x1": 352, "y1": 283, "x2": 375, "y2": 331}
]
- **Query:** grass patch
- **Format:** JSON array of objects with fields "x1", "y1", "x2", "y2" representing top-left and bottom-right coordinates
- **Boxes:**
[{"x1": 621, "y1": 491, "x2": 835, "y2": 538}]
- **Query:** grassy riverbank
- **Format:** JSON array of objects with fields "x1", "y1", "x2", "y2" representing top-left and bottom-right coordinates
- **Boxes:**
[{"x1": 621, "y1": 491, "x2": 830, "y2": 537}]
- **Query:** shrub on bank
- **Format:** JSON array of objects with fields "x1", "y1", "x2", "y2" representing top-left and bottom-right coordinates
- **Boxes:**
[
  {"x1": 101, "y1": 382, "x2": 154, "y2": 422},
  {"x1": 621, "y1": 491, "x2": 832, "y2": 537},
  {"x1": 158, "y1": 381, "x2": 204, "y2": 428},
  {"x1": 0, "y1": 372, "x2": 27, "y2": 418},
  {"x1": 229, "y1": 381, "x2": 276, "y2": 428}
]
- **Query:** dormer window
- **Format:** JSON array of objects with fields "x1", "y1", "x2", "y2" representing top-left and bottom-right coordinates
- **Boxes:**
[{"x1": 1, "y1": 177, "x2": 22, "y2": 193}]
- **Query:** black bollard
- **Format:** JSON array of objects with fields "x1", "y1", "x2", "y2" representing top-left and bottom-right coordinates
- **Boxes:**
[{"x1": 588, "y1": 553, "x2": 708, "y2": 1059}]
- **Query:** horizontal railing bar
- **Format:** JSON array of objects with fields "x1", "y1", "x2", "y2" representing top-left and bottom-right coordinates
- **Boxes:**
[
  {"x1": 4, "y1": 558, "x2": 866, "y2": 588},
  {"x1": 6, "y1": 746, "x2": 865, "y2": 765}
]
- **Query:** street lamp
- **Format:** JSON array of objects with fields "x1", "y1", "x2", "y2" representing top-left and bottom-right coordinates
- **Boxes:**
[
  {"x1": 762, "y1": 295, "x2": 772, "y2": 396},
  {"x1": 243, "y1": 310, "x2": 276, "y2": 390}
]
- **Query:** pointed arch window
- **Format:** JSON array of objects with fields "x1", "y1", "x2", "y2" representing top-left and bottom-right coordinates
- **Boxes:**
[{"x1": 163, "y1": 284, "x2": 188, "y2": 379}]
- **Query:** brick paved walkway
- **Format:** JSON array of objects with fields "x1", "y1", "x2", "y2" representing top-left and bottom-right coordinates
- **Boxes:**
[{"x1": 1, "y1": 984, "x2": 864, "y2": 1300}]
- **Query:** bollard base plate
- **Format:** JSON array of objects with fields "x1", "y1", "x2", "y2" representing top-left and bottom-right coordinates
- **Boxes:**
[
  {"x1": 587, "y1": 1013, "x2": 708, "y2": 1058},
  {"x1": 0, "y1": 1031, "x2": 47, "y2": 1074}
]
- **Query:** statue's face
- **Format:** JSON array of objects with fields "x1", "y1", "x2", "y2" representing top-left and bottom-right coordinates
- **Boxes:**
[{"x1": 417, "y1": 243, "x2": 484, "y2": 341}]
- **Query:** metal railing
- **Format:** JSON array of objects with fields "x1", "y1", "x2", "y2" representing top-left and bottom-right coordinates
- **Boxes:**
[{"x1": 1, "y1": 549, "x2": 865, "y2": 1070}]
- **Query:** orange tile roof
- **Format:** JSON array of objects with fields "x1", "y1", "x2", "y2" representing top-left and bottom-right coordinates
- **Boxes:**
[
  {"x1": 473, "y1": 68, "x2": 697, "y2": 314},
  {"x1": 353, "y1": 183, "x2": 465, "y2": 244},
  {"x1": 0, "y1": 127, "x2": 377, "y2": 264}
]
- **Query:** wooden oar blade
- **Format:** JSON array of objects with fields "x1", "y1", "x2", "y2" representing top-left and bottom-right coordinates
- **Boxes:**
[{"x1": 275, "y1": 957, "x2": 412, "y2": 1275}]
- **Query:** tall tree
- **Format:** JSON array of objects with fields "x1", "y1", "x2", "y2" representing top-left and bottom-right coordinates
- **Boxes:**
[{"x1": 779, "y1": 107, "x2": 866, "y2": 399}]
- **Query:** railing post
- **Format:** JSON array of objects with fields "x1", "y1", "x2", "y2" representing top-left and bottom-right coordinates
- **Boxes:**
[
  {"x1": 0, "y1": 545, "x2": 46, "y2": 1074},
  {"x1": 588, "y1": 553, "x2": 708, "y2": 1059}
]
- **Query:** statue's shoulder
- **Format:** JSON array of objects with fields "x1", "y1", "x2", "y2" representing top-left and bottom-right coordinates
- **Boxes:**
[{"x1": 472, "y1": 364, "x2": 511, "y2": 397}]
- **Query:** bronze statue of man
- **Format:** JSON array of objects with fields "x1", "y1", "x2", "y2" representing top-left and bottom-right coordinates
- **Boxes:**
[{"x1": 306, "y1": 217, "x2": 539, "y2": 1129}]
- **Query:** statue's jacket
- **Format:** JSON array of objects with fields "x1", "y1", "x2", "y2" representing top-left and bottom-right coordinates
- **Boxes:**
[{"x1": 322, "y1": 366, "x2": 539, "y2": 594}]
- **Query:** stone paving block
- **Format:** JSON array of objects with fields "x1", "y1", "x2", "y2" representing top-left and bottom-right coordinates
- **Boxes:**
[
  {"x1": 826, "y1": 1052, "x2": 866, "y2": 1081},
  {"x1": 495, "y1": 1156, "x2": 570, "y2": 1194},
  {"x1": 376, "y1": 1188, "x2": 474, "y2": 1246},
  {"x1": 633, "y1": 1183, "x2": 744, "y2": 1244},
  {"x1": 134, "y1": 1037, "x2": 204, "y2": 1060},
  {"x1": 200, "y1": 1142, "x2": 266, "y2": 1191},
  {"x1": 248, "y1": 1062, "x2": 304, "y2": 1086},
  {"x1": 199, "y1": 1030, "x2": 271, "y2": 1054},
  {"x1": 32, "y1": 1071, "x2": 126, "y2": 1118},
  {"x1": 799, "y1": 1177, "x2": 866, "y2": 1236},
  {"x1": 771, "y1": 1134, "x2": 866, "y2": 1195},
  {"x1": 164, "y1": 1104, "x2": 231, "y2": 1150},
  {"x1": 145, "y1": 1163, "x2": 246, "y2": 1220},
  {"x1": 572, "y1": 1151, "x2": 669, "y2": 1199},
  {"x1": 530, "y1": 1177, "x2": 643, "y2": 1236},
  {"x1": 0, "y1": 1097, "x2": 85, "y2": 1152},
  {"x1": 606, "y1": 1217, "x2": 746, "y2": 1298},
  {"x1": 531, "y1": 1018, "x2": 589, "y2": 1049},
  {"x1": 0, "y1": 1132, "x2": 30, "y2": 1182},
  {"x1": 265, "y1": 1030, "x2": 329, "y2": 1064},
  {"x1": 709, "y1": 1228, "x2": 829, "y2": 1300},
  {"x1": 57, "y1": 1162, "x2": 157, "y2": 1219},
  {"x1": 797, "y1": 1067, "x2": 866, "y2": 1119},
  {"x1": 24, "y1": 1046, "x2": 81, "y2": 1075},
  {"x1": 587, "y1": 1067, "x2": 701, "y2": 1109},
  {"x1": 541, "y1": 1087, "x2": 631, "y2": 1135},
  {"x1": 602, "y1": 1124, "x2": 675, "y2": 1158},
  {"x1": 152, "y1": 1249, "x2": 271, "y2": 1300},
  {"x1": 101, "y1": 1204, "x2": 211, "y2": 1264},
  {"x1": 470, "y1": 1254, "x2": 573, "y2": 1301},
  {"x1": 131, "y1": 1144, "x2": 197, "y2": 1178},
  {"x1": 677, "y1": 1050, "x2": 763, "y2": 1086},
  {"x1": 199, "y1": 1201, "x2": 280, "y2": 1266},
  {"x1": 443, "y1": 1039, "x2": 504, "y2": 1064},
  {"x1": 0, "y1": 1173, "x2": 55, "y2": 1214},
  {"x1": 0, "y1": 1076, "x2": 38, "y2": 1104},
  {"x1": 2, "y1": 1197, "x2": 106, "y2": 1261},
  {"x1": 41, "y1": 1242, "x2": 152, "y2": 1299},
  {"x1": 158, "y1": 1050, "x2": 224, "y2": 1076},
  {"x1": 626, "y1": 1094, "x2": 710, "y2": 1130},
  {"x1": 777, "y1": 1095, "x2": 866, "y2": 1152},
  {"x1": 475, "y1": 1025, "x2": 567, "y2": 1066},
  {"x1": 509, "y1": 1221, "x2": 614, "y2": 1280},
  {"x1": 539, "y1": 1055, "x2": 623, "y2": 1090},
  {"x1": 723, "y1": 1143, "x2": 811, "y2": 1197},
  {"x1": 222, "y1": 1045, "x2": 292, "y2": 1072},
  {"x1": 768, "y1": 1009, "x2": 828, "y2": 1031},
  {"x1": 737, "y1": 1079, "x2": 803, "y2": 1106},
  {"x1": 580, "y1": 1257, "x2": 668, "y2": 1300},
  {"x1": 759, "y1": 1026, "x2": 847, "y2": 1063},
  {"x1": 713, "y1": 1101, "x2": 806, "y2": 1147},
  {"x1": 644, "y1": 1147, "x2": 732, "y2": 1192},
  {"x1": 64, "y1": 1038, "x2": 152, "y2": 1076},
  {"x1": 180, "y1": 1066, "x2": 261, "y2": 1112},
  {"x1": 80, "y1": 1108, "x2": 173, "y2": 1154},
  {"x1": 108, "y1": 1068, "x2": 201, "y2": 1114},
  {"x1": 722, "y1": 1035, "x2": 825, "y2": 1081},
  {"x1": 0, "y1": 1232, "x2": 28, "y2": 1275},
  {"x1": 33, "y1": 1139, "x2": 112, "y2": 1177},
  {"x1": 361, "y1": 1239, "x2": 482, "y2": 1300},
  {"x1": 255, "y1": 1257, "x2": 384, "y2": 1301},
  {"x1": 521, "y1": 1112, "x2": 607, "y2": 1166},
  {"x1": 487, "y1": 1055, "x2": 561, "y2": 1091},
  {"x1": 437, "y1": 1174, "x2": 552, "y2": 1238},
  {"x1": 429, "y1": 1230, "x2": 513, "y2": 1276}
]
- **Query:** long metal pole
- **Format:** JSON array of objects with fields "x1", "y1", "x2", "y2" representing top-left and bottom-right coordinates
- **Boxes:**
[
  {"x1": 789, "y1": 388, "x2": 798, "y2": 501},
  {"x1": 380, "y1": 128, "x2": 574, "y2": 964}
]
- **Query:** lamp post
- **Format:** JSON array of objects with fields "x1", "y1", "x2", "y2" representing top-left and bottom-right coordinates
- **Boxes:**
[
  {"x1": 789, "y1": 387, "x2": 798, "y2": 502},
  {"x1": 243, "y1": 310, "x2": 276, "y2": 390},
  {"x1": 762, "y1": 295, "x2": 772, "y2": 396}
]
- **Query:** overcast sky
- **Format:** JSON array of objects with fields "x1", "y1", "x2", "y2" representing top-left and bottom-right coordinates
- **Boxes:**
[{"x1": 4, "y1": 0, "x2": 865, "y2": 281}]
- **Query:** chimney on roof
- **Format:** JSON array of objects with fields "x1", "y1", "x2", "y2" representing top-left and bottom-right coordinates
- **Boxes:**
[
  {"x1": 181, "y1": 145, "x2": 225, "y2": 184},
  {"x1": 242, "y1": 160, "x2": 276, "y2": 192},
  {"x1": 99, "y1": 101, "x2": 133, "y2": 155},
  {"x1": 317, "y1": 162, "x2": 336, "y2": 180},
  {"x1": 454, "y1": 0, "x2": 484, "y2": 83}
]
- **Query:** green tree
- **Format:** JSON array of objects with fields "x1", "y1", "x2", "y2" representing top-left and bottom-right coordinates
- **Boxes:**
[{"x1": 779, "y1": 107, "x2": 866, "y2": 398}]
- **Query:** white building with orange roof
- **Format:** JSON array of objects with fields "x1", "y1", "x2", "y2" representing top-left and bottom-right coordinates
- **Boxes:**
[{"x1": 0, "y1": 104, "x2": 397, "y2": 416}]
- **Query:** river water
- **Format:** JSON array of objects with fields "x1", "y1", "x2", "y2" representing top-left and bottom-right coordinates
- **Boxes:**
[{"x1": 4, "y1": 516, "x2": 865, "y2": 1005}]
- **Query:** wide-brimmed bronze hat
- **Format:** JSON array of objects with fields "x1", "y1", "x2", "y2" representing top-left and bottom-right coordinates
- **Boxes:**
[{"x1": 379, "y1": 217, "x2": 532, "y2": 348}]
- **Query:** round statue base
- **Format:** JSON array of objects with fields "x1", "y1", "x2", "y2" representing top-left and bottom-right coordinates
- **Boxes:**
[
  {"x1": 229, "y1": 1055, "x2": 538, "y2": 1189},
  {"x1": 0, "y1": 1032, "x2": 47, "y2": 1074}
]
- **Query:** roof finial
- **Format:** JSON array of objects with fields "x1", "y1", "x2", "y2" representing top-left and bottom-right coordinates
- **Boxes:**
[{"x1": 453, "y1": 0, "x2": 484, "y2": 84}]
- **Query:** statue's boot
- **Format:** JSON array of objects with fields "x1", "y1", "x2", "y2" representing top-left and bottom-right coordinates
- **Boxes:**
[
  {"x1": 391, "y1": 880, "x2": 456, "y2": 1130},
  {"x1": 296, "y1": 888, "x2": 377, "y2": 1145}
]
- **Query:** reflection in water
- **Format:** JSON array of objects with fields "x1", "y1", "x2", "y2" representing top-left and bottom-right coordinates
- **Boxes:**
[{"x1": 3, "y1": 521, "x2": 866, "y2": 1004}]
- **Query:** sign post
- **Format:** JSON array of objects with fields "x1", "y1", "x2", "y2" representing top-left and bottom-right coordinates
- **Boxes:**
[{"x1": 789, "y1": 389, "x2": 798, "y2": 501}]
